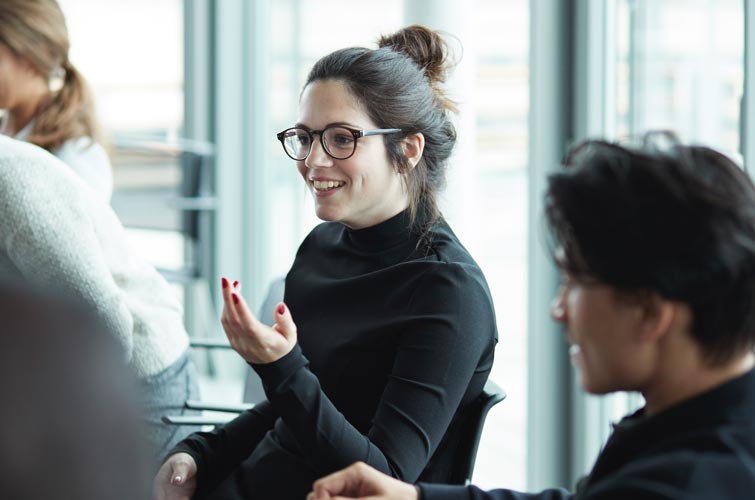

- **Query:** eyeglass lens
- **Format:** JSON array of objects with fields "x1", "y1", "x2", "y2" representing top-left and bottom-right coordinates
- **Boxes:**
[{"x1": 281, "y1": 127, "x2": 356, "y2": 160}]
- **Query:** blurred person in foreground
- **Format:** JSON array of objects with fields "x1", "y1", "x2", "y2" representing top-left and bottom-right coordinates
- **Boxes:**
[
  {"x1": 308, "y1": 135, "x2": 755, "y2": 500},
  {"x1": 0, "y1": 283, "x2": 150, "y2": 500}
]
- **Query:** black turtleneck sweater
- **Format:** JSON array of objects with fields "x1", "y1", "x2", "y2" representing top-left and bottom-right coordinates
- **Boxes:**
[
  {"x1": 172, "y1": 210, "x2": 498, "y2": 499},
  {"x1": 419, "y1": 367, "x2": 755, "y2": 500}
]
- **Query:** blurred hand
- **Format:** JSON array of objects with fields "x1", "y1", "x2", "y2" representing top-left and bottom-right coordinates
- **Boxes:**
[
  {"x1": 220, "y1": 277, "x2": 297, "y2": 364},
  {"x1": 152, "y1": 452, "x2": 197, "y2": 500},
  {"x1": 307, "y1": 462, "x2": 419, "y2": 500}
]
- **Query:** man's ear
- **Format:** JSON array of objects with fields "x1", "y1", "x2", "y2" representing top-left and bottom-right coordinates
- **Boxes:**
[
  {"x1": 401, "y1": 132, "x2": 425, "y2": 170},
  {"x1": 638, "y1": 292, "x2": 676, "y2": 343}
]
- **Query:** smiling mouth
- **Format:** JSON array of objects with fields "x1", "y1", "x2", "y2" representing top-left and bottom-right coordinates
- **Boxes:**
[{"x1": 311, "y1": 180, "x2": 346, "y2": 192}]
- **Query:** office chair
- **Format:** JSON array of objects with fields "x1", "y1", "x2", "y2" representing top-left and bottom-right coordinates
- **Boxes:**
[{"x1": 418, "y1": 379, "x2": 506, "y2": 485}]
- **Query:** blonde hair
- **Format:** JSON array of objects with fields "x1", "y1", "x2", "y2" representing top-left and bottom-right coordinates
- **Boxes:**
[{"x1": 0, "y1": 0, "x2": 100, "y2": 151}]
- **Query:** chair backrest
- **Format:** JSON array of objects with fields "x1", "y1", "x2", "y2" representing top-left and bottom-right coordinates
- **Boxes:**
[
  {"x1": 241, "y1": 276, "x2": 286, "y2": 404},
  {"x1": 417, "y1": 378, "x2": 506, "y2": 485}
]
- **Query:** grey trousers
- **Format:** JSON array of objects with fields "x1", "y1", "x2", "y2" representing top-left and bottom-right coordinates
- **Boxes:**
[{"x1": 140, "y1": 350, "x2": 202, "y2": 466}]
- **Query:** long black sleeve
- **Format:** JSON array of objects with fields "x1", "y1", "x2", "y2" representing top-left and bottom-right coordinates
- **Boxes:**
[
  {"x1": 253, "y1": 262, "x2": 495, "y2": 481},
  {"x1": 419, "y1": 484, "x2": 572, "y2": 500},
  {"x1": 419, "y1": 370, "x2": 755, "y2": 500},
  {"x1": 170, "y1": 211, "x2": 498, "y2": 499},
  {"x1": 168, "y1": 401, "x2": 276, "y2": 495}
]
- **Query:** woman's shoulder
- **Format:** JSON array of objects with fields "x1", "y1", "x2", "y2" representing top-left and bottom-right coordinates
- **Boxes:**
[
  {"x1": 406, "y1": 254, "x2": 498, "y2": 343},
  {"x1": 414, "y1": 257, "x2": 491, "y2": 300},
  {"x1": 0, "y1": 137, "x2": 106, "y2": 227},
  {"x1": 413, "y1": 220, "x2": 493, "y2": 293},
  {"x1": 55, "y1": 136, "x2": 108, "y2": 160},
  {"x1": 0, "y1": 135, "x2": 68, "y2": 189},
  {"x1": 424, "y1": 219, "x2": 480, "y2": 266},
  {"x1": 54, "y1": 137, "x2": 113, "y2": 200}
]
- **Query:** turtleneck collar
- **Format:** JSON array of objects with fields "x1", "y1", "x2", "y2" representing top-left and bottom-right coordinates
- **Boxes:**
[{"x1": 344, "y1": 209, "x2": 418, "y2": 252}]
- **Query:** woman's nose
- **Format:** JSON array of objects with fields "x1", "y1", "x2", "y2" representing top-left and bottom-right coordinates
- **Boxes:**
[{"x1": 304, "y1": 137, "x2": 334, "y2": 169}]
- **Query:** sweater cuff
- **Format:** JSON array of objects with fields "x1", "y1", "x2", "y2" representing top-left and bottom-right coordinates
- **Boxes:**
[
  {"x1": 418, "y1": 482, "x2": 470, "y2": 500},
  {"x1": 250, "y1": 343, "x2": 309, "y2": 392}
]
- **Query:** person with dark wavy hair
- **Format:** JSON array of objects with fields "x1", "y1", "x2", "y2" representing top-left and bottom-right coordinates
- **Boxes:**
[
  {"x1": 153, "y1": 25, "x2": 498, "y2": 500},
  {"x1": 307, "y1": 135, "x2": 755, "y2": 500}
]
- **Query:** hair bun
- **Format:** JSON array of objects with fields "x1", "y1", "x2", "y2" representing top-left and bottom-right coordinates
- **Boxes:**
[
  {"x1": 378, "y1": 25, "x2": 457, "y2": 111},
  {"x1": 377, "y1": 25, "x2": 450, "y2": 84}
]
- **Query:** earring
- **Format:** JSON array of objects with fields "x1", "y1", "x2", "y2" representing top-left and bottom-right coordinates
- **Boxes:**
[{"x1": 48, "y1": 67, "x2": 65, "y2": 93}]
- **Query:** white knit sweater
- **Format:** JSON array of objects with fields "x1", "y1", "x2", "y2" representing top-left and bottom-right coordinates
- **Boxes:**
[
  {"x1": 12, "y1": 118, "x2": 114, "y2": 201},
  {"x1": 0, "y1": 135, "x2": 188, "y2": 377}
]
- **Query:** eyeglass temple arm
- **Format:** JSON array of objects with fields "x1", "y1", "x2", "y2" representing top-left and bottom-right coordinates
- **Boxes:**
[{"x1": 361, "y1": 128, "x2": 402, "y2": 137}]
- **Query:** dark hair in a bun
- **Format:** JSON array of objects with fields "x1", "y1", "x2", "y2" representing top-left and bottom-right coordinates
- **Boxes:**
[{"x1": 377, "y1": 25, "x2": 458, "y2": 112}]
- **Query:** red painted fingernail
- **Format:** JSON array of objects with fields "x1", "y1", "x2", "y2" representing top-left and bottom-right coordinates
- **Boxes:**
[
  {"x1": 232, "y1": 293, "x2": 239, "y2": 304},
  {"x1": 278, "y1": 304, "x2": 285, "y2": 315},
  {"x1": 233, "y1": 280, "x2": 239, "y2": 288},
  {"x1": 222, "y1": 277, "x2": 228, "y2": 288}
]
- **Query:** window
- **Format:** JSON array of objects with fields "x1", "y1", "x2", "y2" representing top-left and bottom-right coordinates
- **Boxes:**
[
  {"x1": 465, "y1": 0, "x2": 529, "y2": 490},
  {"x1": 616, "y1": 0, "x2": 743, "y2": 159},
  {"x1": 59, "y1": 0, "x2": 190, "y2": 304},
  {"x1": 60, "y1": 0, "x2": 186, "y2": 265}
]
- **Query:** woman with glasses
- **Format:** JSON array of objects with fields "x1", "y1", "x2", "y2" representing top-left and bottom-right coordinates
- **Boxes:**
[
  {"x1": 0, "y1": 0, "x2": 112, "y2": 201},
  {"x1": 155, "y1": 25, "x2": 498, "y2": 500}
]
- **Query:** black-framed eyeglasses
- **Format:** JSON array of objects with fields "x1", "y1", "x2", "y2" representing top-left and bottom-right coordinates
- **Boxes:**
[{"x1": 276, "y1": 125, "x2": 402, "y2": 161}]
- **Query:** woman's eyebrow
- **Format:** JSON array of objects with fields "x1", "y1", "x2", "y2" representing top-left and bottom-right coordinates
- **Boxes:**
[{"x1": 294, "y1": 121, "x2": 360, "y2": 130}]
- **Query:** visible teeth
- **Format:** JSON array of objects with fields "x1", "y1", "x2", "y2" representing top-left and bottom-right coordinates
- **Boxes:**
[{"x1": 313, "y1": 180, "x2": 345, "y2": 191}]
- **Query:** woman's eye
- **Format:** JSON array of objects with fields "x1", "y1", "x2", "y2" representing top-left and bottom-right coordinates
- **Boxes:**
[
  {"x1": 332, "y1": 134, "x2": 354, "y2": 146},
  {"x1": 297, "y1": 135, "x2": 311, "y2": 146}
]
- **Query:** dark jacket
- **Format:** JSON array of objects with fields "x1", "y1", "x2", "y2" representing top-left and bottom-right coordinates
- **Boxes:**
[{"x1": 420, "y1": 368, "x2": 755, "y2": 499}]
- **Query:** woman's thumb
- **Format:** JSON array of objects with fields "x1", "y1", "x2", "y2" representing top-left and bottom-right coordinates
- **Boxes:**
[
  {"x1": 274, "y1": 302, "x2": 297, "y2": 341},
  {"x1": 170, "y1": 461, "x2": 192, "y2": 485}
]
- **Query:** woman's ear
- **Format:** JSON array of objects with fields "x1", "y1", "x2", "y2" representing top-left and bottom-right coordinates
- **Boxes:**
[{"x1": 402, "y1": 132, "x2": 425, "y2": 170}]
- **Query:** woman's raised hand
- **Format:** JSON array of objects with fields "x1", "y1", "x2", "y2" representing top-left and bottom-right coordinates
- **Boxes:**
[{"x1": 220, "y1": 277, "x2": 297, "y2": 364}]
